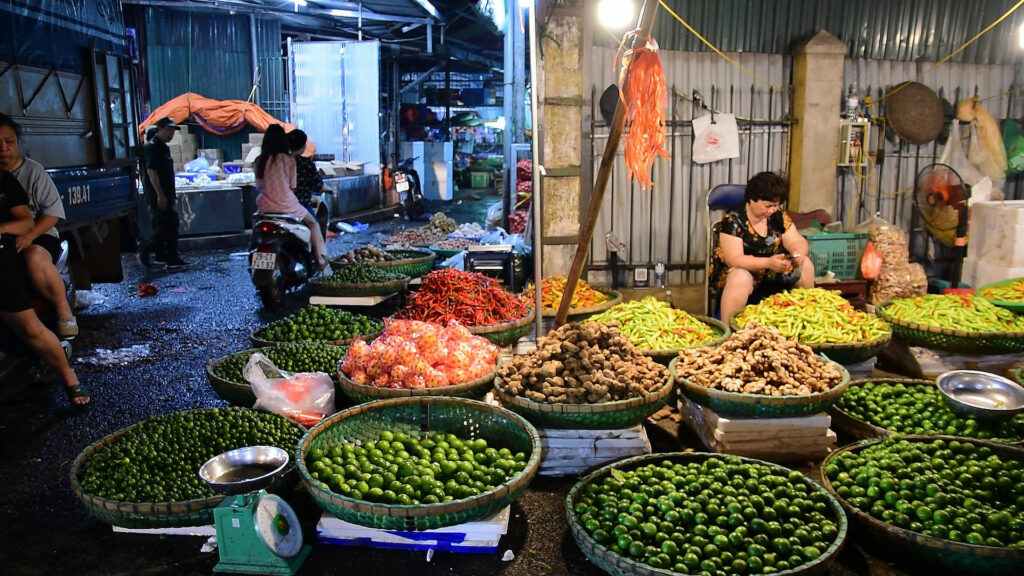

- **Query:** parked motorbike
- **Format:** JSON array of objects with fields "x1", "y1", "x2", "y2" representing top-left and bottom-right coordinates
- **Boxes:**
[
  {"x1": 248, "y1": 213, "x2": 318, "y2": 309},
  {"x1": 394, "y1": 157, "x2": 425, "y2": 220},
  {"x1": 0, "y1": 240, "x2": 74, "y2": 395}
]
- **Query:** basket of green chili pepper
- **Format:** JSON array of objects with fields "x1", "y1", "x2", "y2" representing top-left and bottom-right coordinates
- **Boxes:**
[
  {"x1": 979, "y1": 277, "x2": 1024, "y2": 313},
  {"x1": 585, "y1": 297, "x2": 729, "y2": 366},
  {"x1": 731, "y1": 287, "x2": 892, "y2": 365},
  {"x1": 877, "y1": 294, "x2": 1024, "y2": 354}
]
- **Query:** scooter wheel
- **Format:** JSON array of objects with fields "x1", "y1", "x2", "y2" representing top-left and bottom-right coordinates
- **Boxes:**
[{"x1": 253, "y1": 269, "x2": 284, "y2": 309}]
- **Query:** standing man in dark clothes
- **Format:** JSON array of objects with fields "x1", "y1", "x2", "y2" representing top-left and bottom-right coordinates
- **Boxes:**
[{"x1": 138, "y1": 117, "x2": 187, "y2": 269}]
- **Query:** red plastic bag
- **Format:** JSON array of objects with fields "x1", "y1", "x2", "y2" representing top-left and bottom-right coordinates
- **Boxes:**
[{"x1": 860, "y1": 241, "x2": 883, "y2": 280}]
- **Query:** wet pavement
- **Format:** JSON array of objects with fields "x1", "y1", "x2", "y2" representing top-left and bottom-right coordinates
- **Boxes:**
[{"x1": 0, "y1": 190, "x2": 909, "y2": 575}]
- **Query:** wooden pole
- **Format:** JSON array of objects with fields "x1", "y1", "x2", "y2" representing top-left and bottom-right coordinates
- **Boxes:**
[{"x1": 554, "y1": 0, "x2": 660, "y2": 326}]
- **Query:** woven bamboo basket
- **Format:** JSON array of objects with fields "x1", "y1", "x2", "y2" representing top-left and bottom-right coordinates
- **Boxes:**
[
  {"x1": 729, "y1": 312, "x2": 892, "y2": 366},
  {"x1": 428, "y1": 247, "x2": 464, "y2": 261},
  {"x1": 537, "y1": 289, "x2": 623, "y2": 319},
  {"x1": 877, "y1": 302, "x2": 1024, "y2": 354},
  {"x1": 367, "y1": 248, "x2": 436, "y2": 278},
  {"x1": 308, "y1": 275, "x2": 410, "y2": 297},
  {"x1": 567, "y1": 452, "x2": 848, "y2": 576},
  {"x1": 978, "y1": 277, "x2": 1024, "y2": 313},
  {"x1": 297, "y1": 397, "x2": 541, "y2": 530},
  {"x1": 670, "y1": 356, "x2": 851, "y2": 418},
  {"x1": 205, "y1": 343, "x2": 348, "y2": 407},
  {"x1": 249, "y1": 325, "x2": 382, "y2": 349},
  {"x1": 492, "y1": 371, "x2": 673, "y2": 429},
  {"x1": 640, "y1": 314, "x2": 730, "y2": 366},
  {"x1": 69, "y1": 408, "x2": 303, "y2": 528},
  {"x1": 821, "y1": 437, "x2": 1024, "y2": 575},
  {"x1": 829, "y1": 378, "x2": 1024, "y2": 446},
  {"x1": 465, "y1": 307, "x2": 535, "y2": 347},
  {"x1": 335, "y1": 368, "x2": 496, "y2": 404}
]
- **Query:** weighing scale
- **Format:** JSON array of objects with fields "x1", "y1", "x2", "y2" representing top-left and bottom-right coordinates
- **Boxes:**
[{"x1": 199, "y1": 446, "x2": 311, "y2": 575}]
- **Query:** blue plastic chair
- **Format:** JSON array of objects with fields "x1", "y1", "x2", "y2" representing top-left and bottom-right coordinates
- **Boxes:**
[{"x1": 705, "y1": 184, "x2": 746, "y2": 316}]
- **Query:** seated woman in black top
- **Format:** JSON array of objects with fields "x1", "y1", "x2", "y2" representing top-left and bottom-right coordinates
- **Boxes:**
[
  {"x1": 708, "y1": 171, "x2": 815, "y2": 321},
  {"x1": 0, "y1": 170, "x2": 89, "y2": 406}
]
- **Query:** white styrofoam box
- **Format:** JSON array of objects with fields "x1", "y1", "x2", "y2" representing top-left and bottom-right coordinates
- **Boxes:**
[
  {"x1": 909, "y1": 346, "x2": 1024, "y2": 379},
  {"x1": 538, "y1": 425, "x2": 651, "y2": 476},
  {"x1": 963, "y1": 257, "x2": 1024, "y2": 289},
  {"x1": 843, "y1": 357, "x2": 877, "y2": 381},
  {"x1": 316, "y1": 507, "x2": 509, "y2": 553},
  {"x1": 704, "y1": 408, "x2": 831, "y2": 432},
  {"x1": 113, "y1": 524, "x2": 215, "y2": 536},
  {"x1": 967, "y1": 200, "x2": 1024, "y2": 267}
]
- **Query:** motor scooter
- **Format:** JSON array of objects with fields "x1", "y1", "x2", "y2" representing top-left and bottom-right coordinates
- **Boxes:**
[
  {"x1": 0, "y1": 240, "x2": 74, "y2": 396},
  {"x1": 248, "y1": 212, "x2": 318, "y2": 309},
  {"x1": 393, "y1": 157, "x2": 425, "y2": 221}
]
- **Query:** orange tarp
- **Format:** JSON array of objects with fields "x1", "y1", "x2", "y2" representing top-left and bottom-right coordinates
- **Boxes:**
[{"x1": 139, "y1": 92, "x2": 316, "y2": 156}]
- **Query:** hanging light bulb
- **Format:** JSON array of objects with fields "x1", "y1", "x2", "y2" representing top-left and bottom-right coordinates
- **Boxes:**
[{"x1": 598, "y1": 0, "x2": 634, "y2": 30}]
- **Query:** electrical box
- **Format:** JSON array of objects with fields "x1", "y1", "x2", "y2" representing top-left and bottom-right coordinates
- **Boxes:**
[{"x1": 838, "y1": 121, "x2": 870, "y2": 167}]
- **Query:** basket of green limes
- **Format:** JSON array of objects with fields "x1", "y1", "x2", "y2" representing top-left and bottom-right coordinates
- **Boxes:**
[
  {"x1": 70, "y1": 407, "x2": 305, "y2": 528},
  {"x1": 568, "y1": 452, "x2": 848, "y2": 576},
  {"x1": 297, "y1": 396, "x2": 541, "y2": 531}
]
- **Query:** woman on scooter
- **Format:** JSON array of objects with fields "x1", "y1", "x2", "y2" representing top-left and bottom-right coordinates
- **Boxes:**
[
  {"x1": 253, "y1": 124, "x2": 328, "y2": 270},
  {"x1": 0, "y1": 169, "x2": 88, "y2": 406},
  {"x1": 0, "y1": 113, "x2": 77, "y2": 338}
]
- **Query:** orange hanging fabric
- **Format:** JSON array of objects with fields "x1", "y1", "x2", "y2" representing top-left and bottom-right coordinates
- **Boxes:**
[{"x1": 615, "y1": 33, "x2": 670, "y2": 188}]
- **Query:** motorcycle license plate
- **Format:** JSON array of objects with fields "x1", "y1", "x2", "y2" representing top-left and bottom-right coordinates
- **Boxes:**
[
  {"x1": 396, "y1": 177, "x2": 409, "y2": 192},
  {"x1": 250, "y1": 252, "x2": 277, "y2": 270}
]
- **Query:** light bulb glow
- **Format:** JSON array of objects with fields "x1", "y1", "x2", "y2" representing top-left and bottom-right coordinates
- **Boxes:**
[{"x1": 598, "y1": 0, "x2": 634, "y2": 30}]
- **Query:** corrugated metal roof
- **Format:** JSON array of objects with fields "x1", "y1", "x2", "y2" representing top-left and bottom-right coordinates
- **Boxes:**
[{"x1": 605, "y1": 0, "x2": 1024, "y2": 66}]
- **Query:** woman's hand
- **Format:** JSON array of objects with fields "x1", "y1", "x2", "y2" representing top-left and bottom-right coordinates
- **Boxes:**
[{"x1": 765, "y1": 253, "x2": 792, "y2": 273}]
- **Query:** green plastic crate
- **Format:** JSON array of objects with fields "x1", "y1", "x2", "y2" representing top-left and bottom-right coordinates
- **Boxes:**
[
  {"x1": 469, "y1": 171, "x2": 491, "y2": 188},
  {"x1": 807, "y1": 232, "x2": 869, "y2": 280}
]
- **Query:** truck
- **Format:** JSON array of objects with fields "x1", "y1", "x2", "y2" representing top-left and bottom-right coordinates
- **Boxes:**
[
  {"x1": 1, "y1": 0, "x2": 139, "y2": 291},
  {"x1": 0, "y1": 0, "x2": 139, "y2": 389}
]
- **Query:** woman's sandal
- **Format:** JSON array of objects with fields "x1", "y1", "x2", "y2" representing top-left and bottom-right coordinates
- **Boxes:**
[{"x1": 64, "y1": 383, "x2": 91, "y2": 407}]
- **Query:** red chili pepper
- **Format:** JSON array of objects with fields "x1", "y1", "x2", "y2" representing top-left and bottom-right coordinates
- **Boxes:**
[{"x1": 396, "y1": 268, "x2": 527, "y2": 326}]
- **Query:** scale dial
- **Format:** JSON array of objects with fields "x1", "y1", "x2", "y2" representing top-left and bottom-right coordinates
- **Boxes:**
[{"x1": 252, "y1": 493, "x2": 303, "y2": 558}]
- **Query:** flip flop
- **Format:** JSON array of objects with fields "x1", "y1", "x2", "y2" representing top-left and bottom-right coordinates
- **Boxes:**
[{"x1": 64, "y1": 383, "x2": 91, "y2": 407}]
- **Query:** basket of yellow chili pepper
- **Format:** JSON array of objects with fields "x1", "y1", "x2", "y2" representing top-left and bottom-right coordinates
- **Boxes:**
[
  {"x1": 522, "y1": 276, "x2": 621, "y2": 319},
  {"x1": 978, "y1": 277, "x2": 1024, "y2": 313},
  {"x1": 731, "y1": 287, "x2": 892, "y2": 365},
  {"x1": 877, "y1": 294, "x2": 1024, "y2": 354}
]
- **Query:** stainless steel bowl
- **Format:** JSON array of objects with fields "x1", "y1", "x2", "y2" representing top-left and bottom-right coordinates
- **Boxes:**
[
  {"x1": 936, "y1": 370, "x2": 1024, "y2": 423},
  {"x1": 198, "y1": 446, "x2": 290, "y2": 495}
]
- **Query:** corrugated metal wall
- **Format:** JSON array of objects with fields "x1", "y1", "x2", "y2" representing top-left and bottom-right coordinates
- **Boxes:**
[
  {"x1": 612, "y1": 0, "x2": 1024, "y2": 66},
  {"x1": 586, "y1": 45, "x2": 1022, "y2": 285},
  {"x1": 144, "y1": 8, "x2": 284, "y2": 161}
]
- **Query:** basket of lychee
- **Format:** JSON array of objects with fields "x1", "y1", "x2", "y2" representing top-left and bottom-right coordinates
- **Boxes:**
[{"x1": 337, "y1": 319, "x2": 500, "y2": 404}]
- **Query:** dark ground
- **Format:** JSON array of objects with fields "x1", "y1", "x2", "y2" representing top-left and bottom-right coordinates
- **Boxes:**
[{"x1": 0, "y1": 189, "x2": 913, "y2": 575}]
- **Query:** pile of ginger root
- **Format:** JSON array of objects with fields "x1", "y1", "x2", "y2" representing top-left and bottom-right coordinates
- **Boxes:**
[
  {"x1": 496, "y1": 322, "x2": 667, "y2": 404},
  {"x1": 674, "y1": 324, "x2": 845, "y2": 395}
]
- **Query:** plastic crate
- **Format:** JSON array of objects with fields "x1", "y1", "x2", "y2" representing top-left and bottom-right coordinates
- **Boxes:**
[
  {"x1": 806, "y1": 232, "x2": 869, "y2": 280},
  {"x1": 469, "y1": 171, "x2": 491, "y2": 188}
]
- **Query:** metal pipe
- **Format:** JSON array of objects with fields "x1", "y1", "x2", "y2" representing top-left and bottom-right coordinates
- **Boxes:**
[
  {"x1": 528, "y1": 0, "x2": 543, "y2": 339},
  {"x1": 250, "y1": 13, "x2": 260, "y2": 107}
]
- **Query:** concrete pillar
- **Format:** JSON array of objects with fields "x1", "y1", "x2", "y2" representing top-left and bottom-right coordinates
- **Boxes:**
[
  {"x1": 538, "y1": 10, "x2": 584, "y2": 275},
  {"x1": 790, "y1": 30, "x2": 846, "y2": 214}
]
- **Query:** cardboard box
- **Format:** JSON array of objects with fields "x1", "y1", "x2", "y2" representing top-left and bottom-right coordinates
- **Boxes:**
[
  {"x1": 198, "y1": 148, "x2": 224, "y2": 164},
  {"x1": 248, "y1": 132, "x2": 264, "y2": 145},
  {"x1": 241, "y1": 143, "x2": 257, "y2": 161}
]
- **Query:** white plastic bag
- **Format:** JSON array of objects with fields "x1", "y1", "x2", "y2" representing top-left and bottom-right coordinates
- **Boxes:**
[
  {"x1": 184, "y1": 154, "x2": 211, "y2": 172},
  {"x1": 692, "y1": 113, "x2": 740, "y2": 164},
  {"x1": 243, "y1": 353, "x2": 335, "y2": 426}
]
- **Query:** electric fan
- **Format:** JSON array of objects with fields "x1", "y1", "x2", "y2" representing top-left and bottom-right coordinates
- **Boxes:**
[{"x1": 913, "y1": 163, "x2": 971, "y2": 287}]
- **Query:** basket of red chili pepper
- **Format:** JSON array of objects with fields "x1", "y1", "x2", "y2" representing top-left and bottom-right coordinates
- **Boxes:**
[{"x1": 395, "y1": 269, "x2": 533, "y2": 347}]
